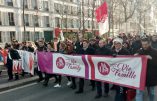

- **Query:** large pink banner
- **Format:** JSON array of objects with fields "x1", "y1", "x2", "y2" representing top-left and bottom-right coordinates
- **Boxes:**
[
  {"x1": 37, "y1": 52, "x2": 53, "y2": 74},
  {"x1": 37, "y1": 52, "x2": 147, "y2": 90}
]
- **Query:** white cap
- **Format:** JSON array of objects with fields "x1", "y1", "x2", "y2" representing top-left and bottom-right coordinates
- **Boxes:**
[{"x1": 113, "y1": 38, "x2": 123, "y2": 45}]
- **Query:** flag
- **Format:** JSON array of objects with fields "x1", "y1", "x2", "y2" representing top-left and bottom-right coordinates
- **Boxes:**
[
  {"x1": 18, "y1": 50, "x2": 35, "y2": 75},
  {"x1": 54, "y1": 27, "x2": 61, "y2": 38},
  {"x1": 60, "y1": 30, "x2": 65, "y2": 41},
  {"x1": 54, "y1": 27, "x2": 65, "y2": 41},
  {"x1": 95, "y1": 2, "x2": 109, "y2": 36}
]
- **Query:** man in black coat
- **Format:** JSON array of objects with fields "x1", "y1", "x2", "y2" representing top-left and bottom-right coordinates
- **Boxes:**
[
  {"x1": 6, "y1": 44, "x2": 21, "y2": 80},
  {"x1": 135, "y1": 38, "x2": 157, "y2": 101},
  {"x1": 95, "y1": 39, "x2": 112, "y2": 99},
  {"x1": 75, "y1": 39, "x2": 95, "y2": 94}
]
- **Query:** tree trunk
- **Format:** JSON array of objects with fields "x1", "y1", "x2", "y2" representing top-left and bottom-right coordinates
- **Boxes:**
[
  {"x1": 82, "y1": 0, "x2": 85, "y2": 37},
  {"x1": 91, "y1": 0, "x2": 95, "y2": 36}
]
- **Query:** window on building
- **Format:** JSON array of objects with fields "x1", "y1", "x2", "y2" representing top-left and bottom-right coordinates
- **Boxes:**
[
  {"x1": 34, "y1": 32, "x2": 40, "y2": 41},
  {"x1": 73, "y1": 19, "x2": 77, "y2": 28},
  {"x1": 71, "y1": 19, "x2": 74, "y2": 28},
  {"x1": 34, "y1": 15, "x2": 39, "y2": 27},
  {"x1": 54, "y1": 3, "x2": 61, "y2": 13},
  {"x1": 0, "y1": 32, "x2": 2, "y2": 42},
  {"x1": 55, "y1": 17, "x2": 60, "y2": 27},
  {"x1": 24, "y1": 0, "x2": 28, "y2": 8},
  {"x1": 6, "y1": 0, "x2": 13, "y2": 6},
  {"x1": 24, "y1": 14, "x2": 29, "y2": 26},
  {"x1": 77, "y1": 19, "x2": 80, "y2": 28},
  {"x1": 73, "y1": 7, "x2": 77, "y2": 16},
  {"x1": 44, "y1": 16, "x2": 49, "y2": 27},
  {"x1": 71, "y1": 7, "x2": 74, "y2": 15},
  {"x1": 10, "y1": 31, "x2": 15, "y2": 41},
  {"x1": 43, "y1": 1, "x2": 48, "y2": 11},
  {"x1": 63, "y1": 5, "x2": 68, "y2": 14},
  {"x1": 23, "y1": 32, "x2": 30, "y2": 41},
  {"x1": 63, "y1": 18, "x2": 67, "y2": 28},
  {"x1": 77, "y1": 7, "x2": 81, "y2": 16},
  {"x1": 68, "y1": 6, "x2": 71, "y2": 15},
  {"x1": 67, "y1": 19, "x2": 71, "y2": 28},
  {"x1": 8, "y1": 12, "x2": 15, "y2": 26},
  {"x1": 32, "y1": 0, "x2": 38, "y2": 10}
]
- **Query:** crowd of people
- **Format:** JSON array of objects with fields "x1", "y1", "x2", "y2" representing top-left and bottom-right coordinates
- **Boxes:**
[{"x1": 0, "y1": 33, "x2": 157, "y2": 101}]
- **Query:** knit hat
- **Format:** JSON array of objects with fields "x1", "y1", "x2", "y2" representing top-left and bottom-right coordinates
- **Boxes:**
[{"x1": 113, "y1": 38, "x2": 123, "y2": 45}]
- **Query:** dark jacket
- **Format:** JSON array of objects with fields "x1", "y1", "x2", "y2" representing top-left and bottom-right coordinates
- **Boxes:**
[
  {"x1": 22, "y1": 46, "x2": 34, "y2": 52},
  {"x1": 37, "y1": 46, "x2": 47, "y2": 52},
  {"x1": 6, "y1": 49, "x2": 21, "y2": 68},
  {"x1": 131, "y1": 40, "x2": 142, "y2": 54},
  {"x1": 78, "y1": 47, "x2": 95, "y2": 55},
  {"x1": 89, "y1": 44, "x2": 99, "y2": 51},
  {"x1": 136, "y1": 47, "x2": 157, "y2": 87},
  {"x1": 95, "y1": 46, "x2": 112, "y2": 55},
  {"x1": 74, "y1": 41, "x2": 83, "y2": 54},
  {"x1": 112, "y1": 48, "x2": 130, "y2": 55},
  {"x1": 151, "y1": 41, "x2": 157, "y2": 49},
  {"x1": 9, "y1": 49, "x2": 21, "y2": 60}
]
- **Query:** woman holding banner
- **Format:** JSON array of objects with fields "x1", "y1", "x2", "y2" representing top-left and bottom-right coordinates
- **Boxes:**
[
  {"x1": 53, "y1": 42, "x2": 72, "y2": 88},
  {"x1": 43, "y1": 42, "x2": 58, "y2": 87},
  {"x1": 112, "y1": 38, "x2": 130, "y2": 101}
]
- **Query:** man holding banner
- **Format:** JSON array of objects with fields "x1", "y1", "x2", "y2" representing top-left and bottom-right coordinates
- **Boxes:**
[
  {"x1": 75, "y1": 39, "x2": 95, "y2": 94},
  {"x1": 135, "y1": 38, "x2": 157, "y2": 101},
  {"x1": 95, "y1": 39, "x2": 112, "y2": 99}
]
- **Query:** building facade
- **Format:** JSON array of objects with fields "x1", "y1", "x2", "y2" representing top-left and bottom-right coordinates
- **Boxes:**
[{"x1": 0, "y1": 0, "x2": 100, "y2": 44}]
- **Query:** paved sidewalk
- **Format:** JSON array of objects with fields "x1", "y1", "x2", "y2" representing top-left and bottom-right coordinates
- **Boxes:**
[
  {"x1": 0, "y1": 66, "x2": 38, "y2": 92},
  {"x1": 0, "y1": 76, "x2": 38, "y2": 92}
]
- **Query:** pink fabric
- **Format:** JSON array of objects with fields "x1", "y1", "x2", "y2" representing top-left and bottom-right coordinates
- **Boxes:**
[{"x1": 37, "y1": 52, "x2": 53, "y2": 74}]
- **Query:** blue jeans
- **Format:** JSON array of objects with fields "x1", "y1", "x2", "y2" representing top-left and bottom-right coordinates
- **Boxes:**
[{"x1": 136, "y1": 86, "x2": 156, "y2": 101}]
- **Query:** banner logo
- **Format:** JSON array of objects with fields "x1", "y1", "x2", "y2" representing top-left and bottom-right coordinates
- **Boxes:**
[
  {"x1": 98, "y1": 62, "x2": 110, "y2": 75},
  {"x1": 56, "y1": 57, "x2": 65, "y2": 69}
]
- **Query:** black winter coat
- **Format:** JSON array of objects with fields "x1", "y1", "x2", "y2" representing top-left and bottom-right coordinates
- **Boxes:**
[
  {"x1": 151, "y1": 41, "x2": 157, "y2": 49},
  {"x1": 95, "y1": 46, "x2": 112, "y2": 55},
  {"x1": 136, "y1": 47, "x2": 157, "y2": 87},
  {"x1": 112, "y1": 48, "x2": 130, "y2": 55},
  {"x1": 78, "y1": 47, "x2": 95, "y2": 55}
]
